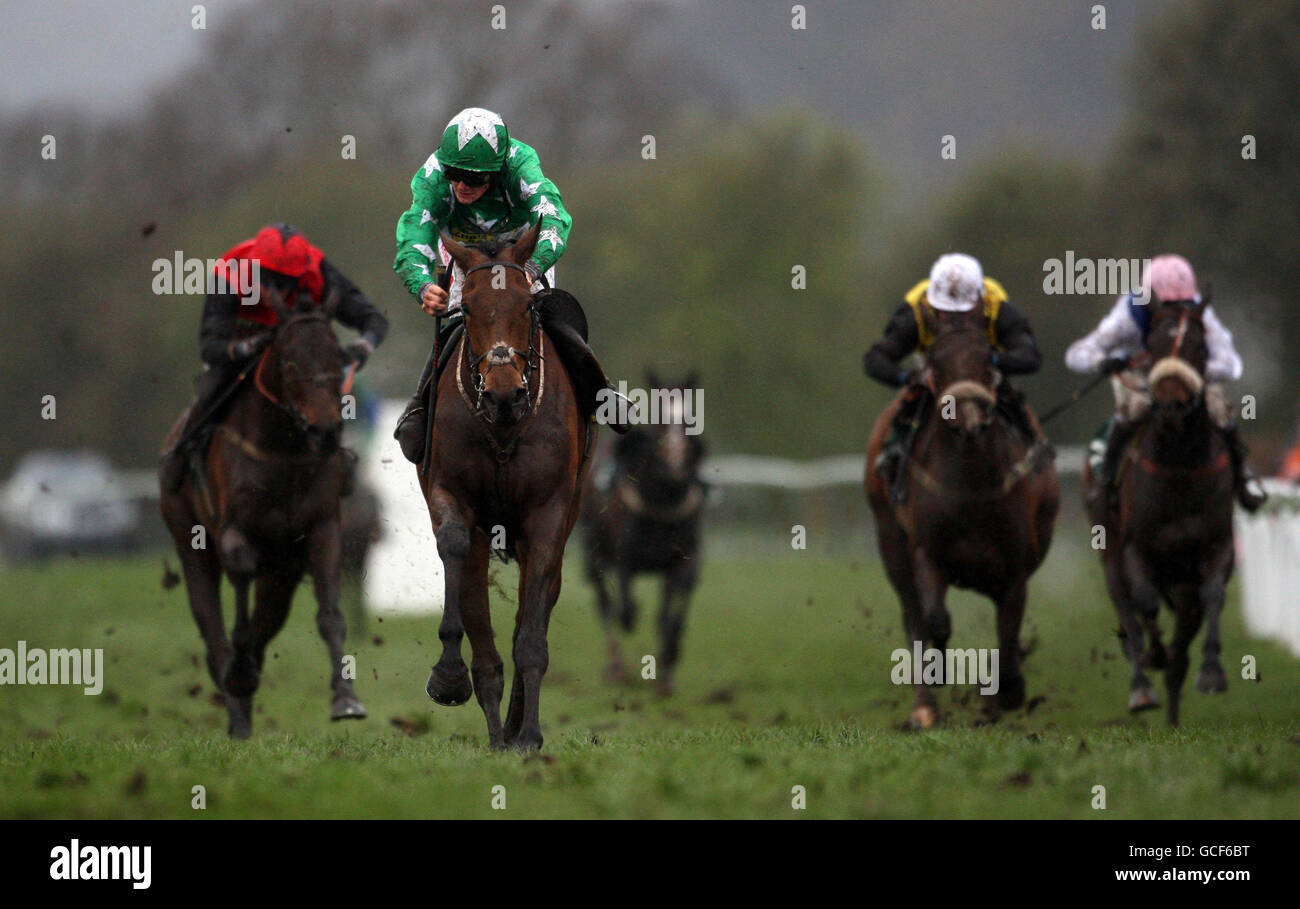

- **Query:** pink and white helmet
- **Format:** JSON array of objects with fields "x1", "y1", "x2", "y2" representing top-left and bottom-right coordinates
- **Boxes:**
[
  {"x1": 1144, "y1": 254, "x2": 1199, "y2": 303},
  {"x1": 927, "y1": 253, "x2": 984, "y2": 312}
]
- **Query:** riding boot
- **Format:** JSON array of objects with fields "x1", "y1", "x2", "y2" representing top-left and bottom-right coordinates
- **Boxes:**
[
  {"x1": 1223, "y1": 421, "x2": 1268, "y2": 512},
  {"x1": 160, "y1": 367, "x2": 230, "y2": 493},
  {"x1": 1088, "y1": 416, "x2": 1137, "y2": 514},
  {"x1": 394, "y1": 343, "x2": 440, "y2": 465},
  {"x1": 997, "y1": 384, "x2": 1039, "y2": 444},
  {"x1": 878, "y1": 390, "x2": 925, "y2": 504}
]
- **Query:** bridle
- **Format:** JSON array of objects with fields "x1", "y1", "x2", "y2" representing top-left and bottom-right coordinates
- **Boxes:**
[
  {"x1": 458, "y1": 260, "x2": 543, "y2": 425},
  {"x1": 252, "y1": 310, "x2": 344, "y2": 430},
  {"x1": 1147, "y1": 302, "x2": 1206, "y2": 415}
]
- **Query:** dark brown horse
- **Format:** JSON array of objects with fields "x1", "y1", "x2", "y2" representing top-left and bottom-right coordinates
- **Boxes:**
[
  {"x1": 581, "y1": 372, "x2": 706, "y2": 694},
  {"x1": 160, "y1": 292, "x2": 364, "y2": 738},
  {"x1": 866, "y1": 309, "x2": 1059, "y2": 728},
  {"x1": 420, "y1": 221, "x2": 590, "y2": 751},
  {"x1": 1082, "y1": 300, "x2": 1234, "y2": 725}
]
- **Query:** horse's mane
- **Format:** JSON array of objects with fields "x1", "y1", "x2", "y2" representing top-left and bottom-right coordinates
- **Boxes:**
[{"x1": 470, "y1": 238, "x2": 511, "y2": 259}]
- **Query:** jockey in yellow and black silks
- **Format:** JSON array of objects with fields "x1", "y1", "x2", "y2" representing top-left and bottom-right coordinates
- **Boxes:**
[{"x1": 863, "y1": 253, "x2": 1044, "y2": 501}]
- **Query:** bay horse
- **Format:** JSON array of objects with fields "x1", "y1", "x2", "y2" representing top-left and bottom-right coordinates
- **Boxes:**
[
  {"x1": 420, "y1": 221, "x2": 590, "y2": 752},
  {"x1": 866, "y1": 308, "x2": 1059, "y2": 728},
  {"x1": 581, "y1": 372, "x2": 706, "y2": 695},
  {"x1": 1082, "y1": 299, "x2": 1234, "y2": 725},
  {"x1": 159, "y1": 290, "x2": 365, "y2": 738}
]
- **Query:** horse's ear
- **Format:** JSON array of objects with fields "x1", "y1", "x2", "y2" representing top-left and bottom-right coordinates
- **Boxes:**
[
  {"x1": 684, "y1": 370, "x2": 700, "y2": 389},
  {"x1": 1200, "y1": 283, "x2": 1212, "y2": 309},
  {"x1": 439, "y1": 229, "x2": 472, "y2": 270},
  {"x1": 646, "y1": 367, "x2": 661, "y2": 389},
  {"x1": 323, "y1": 287, "x2": 342, "y2": 318},
  {"x1": 264, "y1": 285, "x2": 290, "y2": 320},
  {"x1": 508, "y1": 218, "x2": 542, "y2": 266}
]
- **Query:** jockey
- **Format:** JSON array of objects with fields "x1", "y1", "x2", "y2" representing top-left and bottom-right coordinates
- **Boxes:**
[
  {"x1": 160, "y1": 223, "x2": 388, "y2": 491},
  {"x1": 863, "y1": 253, "x2": 1045, "y2": 502},
  {"x1": 1065, "y1": 253, "x2": 1266, "y2": 512},
  {"x1": 392, "y1": 107, "x2": 623, "y2": 465}
]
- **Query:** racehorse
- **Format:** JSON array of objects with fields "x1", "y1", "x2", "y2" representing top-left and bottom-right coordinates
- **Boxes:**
[
  {"x1": 866, "y1": 308, "x2": 1059, "y2": 728},
  {"x1": 419, "y1": 221, "x2": 591, "y2": 751},
  {"x1": 581, "y1": 372, "x2": 706, "y2": 694},
  {"x1": 159, "y1": 290, "x2": 364, "y2": 738},
  {"x1": 1082, "y1": 298, "x2": 1234, "y2": 725}
]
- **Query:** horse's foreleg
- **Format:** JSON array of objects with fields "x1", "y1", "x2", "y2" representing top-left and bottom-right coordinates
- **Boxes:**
[
  {"x1": 617, "y1": 565, "x2": 637, "y2": 633},
  {"x1": 588, "y1": 554, "x2": 627, "y2": 684},
  {"x1": 876, "y1": 511, "x2": 931, "y2": 727},
  {"x1": 1194, "y1": 543, "x2": 1233, "y2": 696},
  {"x1": 307, "y1": 520, "x2": 366, "y2": 721},
  {"x1": 460, "y1": 533, "x2": 505, "y2": 748},
  {"x1": 506, "y1": 504, "x2": 568, "y2": 752},
  {"x1": 993, "y1": 577, "x2": 1028, "y2": 711},
  {"x1": 173, "y1": 536, "x2": 229, "y2": 692},
  {"x1": 220, "y1": 566, "x2": 257, "y2": 738},
  {"x1": 1165, "y1": 587, "x2": 1206, "y2": 727},
  {"x1": 426, "y1": 489, "x2": 474, "y2": 707},
  {"x1": 910, "y1": 546, "x2": 949, "y2": 728},
  {"x1": 1119, "y1": 545, "x2": 1159, "y2": 712},
  {"x1": 656, "y1": 556, "x2": 698, "y2": 696}
]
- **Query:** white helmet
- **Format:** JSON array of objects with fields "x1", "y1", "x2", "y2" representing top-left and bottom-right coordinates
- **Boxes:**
[{"x1": 927, "y1": 253, "x2": 984, "y2": 312}]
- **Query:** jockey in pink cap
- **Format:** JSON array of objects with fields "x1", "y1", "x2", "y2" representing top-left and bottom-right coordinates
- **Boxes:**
[{"x1": 1065, "y1": 254, "x2": 1266, "y2": 512}]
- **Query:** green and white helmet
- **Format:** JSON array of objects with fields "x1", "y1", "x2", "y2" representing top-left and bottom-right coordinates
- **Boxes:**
[{"x1": 435, "y1": 107, "x2": 510, "y2": 172}]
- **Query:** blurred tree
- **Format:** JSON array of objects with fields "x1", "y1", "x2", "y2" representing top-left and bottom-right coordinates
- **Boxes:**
[
  {"x1": 561, "y1": 111, "x2": 880, "y2": 458},
  {"x1": 1100, "y1": 0, "x2": 1300, "y2": 452}
]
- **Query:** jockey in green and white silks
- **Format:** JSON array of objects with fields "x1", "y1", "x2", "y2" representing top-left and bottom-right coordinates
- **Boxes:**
[
  {"x1": 394, "y1": 107, "x2": 571, "y2": 314},
  {"x1": 392, "y1": 107, "x2": 622, "y2": 464}
]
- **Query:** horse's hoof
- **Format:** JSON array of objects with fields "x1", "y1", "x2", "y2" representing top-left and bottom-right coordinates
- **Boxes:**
[
  {"x1": 908, "y1": 705, "x2": 937, "y2": 729},
  {"x1": 227, "y1": 715, "x2": 252, "y2": 739},
  {"x1": 1128, "y1": 687, "x2": 1159, "y2": 712},
  {"x1": 510, "y1": 730, "x2": 544, "y2": 752},
  {"x1": 222, "y1": 658, "x2": 260, "y2": 699},
  {"x1": 655, "y1": 677, "x2": 676, "y2": 698},
  {"x1": 1195, "y1": 664, "x2": 1228, "y2": 694},
  {"x1": 997, "y1": 675, "x2": 1026, "y2": 711},
  {"x1": 331, "y1": 695, "x2": 368, "y2": 720},
  {"x1": 426, "y1": 664, "x2": 473, "y2": 706}
]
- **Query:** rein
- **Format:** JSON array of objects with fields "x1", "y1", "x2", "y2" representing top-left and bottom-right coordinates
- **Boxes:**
[
  {"x1": 904, "y1": 436, "x2": 1052, "y2": 504},
  {"x1": 1129, "y1": 447, "x2": 1230, "y2": 480},
  {"x1": 251, "y1": 313, "x2": 345, "y2": 414}
]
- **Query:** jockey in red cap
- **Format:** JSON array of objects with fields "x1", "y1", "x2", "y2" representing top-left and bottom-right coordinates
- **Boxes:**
[{"x1": 160, "y1": 223, "x2": 388, "y2": 491}]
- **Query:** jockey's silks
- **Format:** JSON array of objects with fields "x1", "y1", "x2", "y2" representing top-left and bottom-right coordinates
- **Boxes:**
[{"x1": 905, "y1": 277, "x2": 1008, "y2": 351}]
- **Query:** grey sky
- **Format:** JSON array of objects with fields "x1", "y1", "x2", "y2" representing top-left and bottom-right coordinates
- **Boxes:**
[{"x1": 0, "y1": 0, "x2": 255, "y2": 115}]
